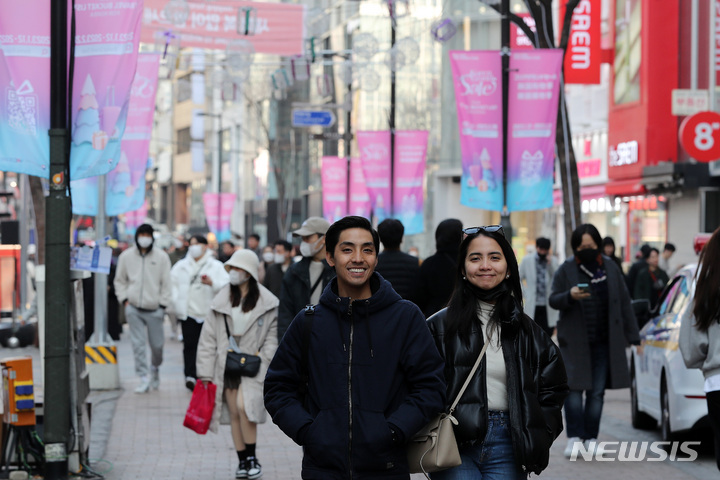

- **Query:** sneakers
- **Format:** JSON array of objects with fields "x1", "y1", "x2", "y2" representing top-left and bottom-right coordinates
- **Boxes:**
[
  {"x1": 150, "y1": 366, "x2": 160, "y2": 390},
  {"x1": 235, "y1": 461, "x2": 248, "y2": 479},
  {"x1": 134, "y1": 376, "x2": 151, "y2": 394},
  {"x1": 185, "y1": 377, "x2": 196, "y2": 391},
  {"x1": 246, "y1": 457, "x2": 262, "y2": 480},
  {"x1": 563, "y1": 437, "x2": 582, "y2": 458}
]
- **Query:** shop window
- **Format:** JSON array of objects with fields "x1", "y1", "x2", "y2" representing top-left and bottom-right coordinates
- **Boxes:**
[
  {"x1": 702, "y1": 190, "x2": 720, "y2": 233},
  {"x1": 177, "y1": 127, "x2": 191, "y2": 154},
  {"x1": 614, "y1": 0, "x2": 641, "y2": 105}
]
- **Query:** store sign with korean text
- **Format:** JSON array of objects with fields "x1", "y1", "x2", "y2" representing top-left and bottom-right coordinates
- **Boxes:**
[
  {"x1": 510, "y1": 13, "x2": 536, "y2": 50},
  {"x1": 609, "y1": 140, "x2": 639, "y2": 167},
  {"x1": 561, "y1": 0, "x2": 601, "y2": 84}
]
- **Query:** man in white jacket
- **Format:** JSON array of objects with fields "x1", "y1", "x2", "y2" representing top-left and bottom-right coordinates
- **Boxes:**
[
  {"x1": 171, "y1": 234, "x2": 229, "y2": 391},
  {"x1": 519, "y1": 237, "x2": 559, "y2": 337},
  {"x1": 114, "y1": 224, "x2": 172, "y2": 393}
]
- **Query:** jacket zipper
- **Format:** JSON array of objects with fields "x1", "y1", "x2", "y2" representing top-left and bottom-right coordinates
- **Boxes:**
[
  {"x1": 139, "y1": 254, "x2": 146, "y2": 309},
  {"x1": 347, "y1": 299, "x2": 354, "y2": 478}
]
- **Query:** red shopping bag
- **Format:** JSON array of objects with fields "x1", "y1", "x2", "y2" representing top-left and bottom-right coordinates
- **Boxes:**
[{"x1": 183, "y1": 381, "x2": 217, "y2": 434}]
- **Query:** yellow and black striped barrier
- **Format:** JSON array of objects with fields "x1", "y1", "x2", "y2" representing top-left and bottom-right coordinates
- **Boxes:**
[{"x1": 85, "y1": 345, "x2": 117, "y2": 365}]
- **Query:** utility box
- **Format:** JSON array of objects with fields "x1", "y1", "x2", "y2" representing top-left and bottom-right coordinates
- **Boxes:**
[{"x1": 1, "y1": 357, "x2": 35, "y2": 427}]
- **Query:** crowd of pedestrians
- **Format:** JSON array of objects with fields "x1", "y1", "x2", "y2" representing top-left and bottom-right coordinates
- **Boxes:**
[{"x1": 93, "y1": 214, "x2": 720, "y2": 479}]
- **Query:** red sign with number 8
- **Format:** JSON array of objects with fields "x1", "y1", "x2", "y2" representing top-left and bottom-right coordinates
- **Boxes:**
[{"x1": 679, "y1": 111, "x2": 720, "y2": 162}]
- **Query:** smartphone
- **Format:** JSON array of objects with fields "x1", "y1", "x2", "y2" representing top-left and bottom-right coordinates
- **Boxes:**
[{"x1": 577, "y1": 283, "x2": 590, "y2": 294}]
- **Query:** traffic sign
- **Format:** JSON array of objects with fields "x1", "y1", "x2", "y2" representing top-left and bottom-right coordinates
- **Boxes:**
[
  {"x1": 292, "y1": 109, "x2": 336, "y2": 128},
  {"x1": 679, "y1": 111, "x2": 720, "y2": 162}
]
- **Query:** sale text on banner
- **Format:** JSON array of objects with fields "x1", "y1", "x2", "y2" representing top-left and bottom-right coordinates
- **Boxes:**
[
  {"x1": 349, "y1": 157, "x2": 371, "y2": 219},
  {"x1": 321, "y1": 156, "x2": 348, "y2": 223},
  {"x1": 72, "y1": 53, "x2": 161, "y2": 216},
  {"x1": 141, "y1": 0, "x2": 306, "y2": 56},
  {"x1": 449, "y1": 51, "x2": 504, "y2": 211},
  {"x1": 0, "y1": 0, "x2": 144, "y2": 180},
  {"x1": 506, "y1": 50, "x2": 563, "y2": 212},
  {"x1": 561, "y1": 0, "x2": 600, "y2": 84},
  {"x1": 358, "y1": 131, "x2": 392, "y2": 223},
  {"x1": 393, "y1": 131, "x2": 428, "y2": 235},
  {"x1": 203, "y1": 192, "x2": 236, "y2": 242}
]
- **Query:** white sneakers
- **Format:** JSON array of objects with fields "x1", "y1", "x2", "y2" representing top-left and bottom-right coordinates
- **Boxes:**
[
  {"x1": 135, "y1": 367, "x2": 160, "y2": 394},
  {"x1": 134, "y1": 376, "x2": 151, "y2": 394},
  {"x1": 564, "y1": 437, "x2": 582, "y2": 458}
]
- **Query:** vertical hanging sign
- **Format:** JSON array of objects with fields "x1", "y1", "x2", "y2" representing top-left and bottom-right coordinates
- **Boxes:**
[
  {"x1": 393, "y1": 130, "x2": 427, "y2": 235},
  {"x1": 321, "y1": 156, "x2": 348, "y2": 223},
  {"x1": 357, "y1": 131, "x2": 391, "y2": 222},
  {"x1": 506, "y1": 49, "x2": 563, "y2": 212},
  {"x1": 561, "y1": 0, "x2": 601, "y2": 84},
  {"x1": 449, "y1": 51, "x2": 504, "y2": 211},
  {"x1": 349, "y1": 157, "x2": 371, "y2": 219},
  {"x1": 203, "y1": 192, "x2": 237, "y2": 242}
]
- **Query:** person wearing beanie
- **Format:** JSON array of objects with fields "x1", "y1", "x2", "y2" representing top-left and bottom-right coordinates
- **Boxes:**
[
  {"x1": 196, "y1": 249, "x2": 279, "y2": 480},
  {"x1": 114, "y1": 223, "x2": 173, "y2": 394}
]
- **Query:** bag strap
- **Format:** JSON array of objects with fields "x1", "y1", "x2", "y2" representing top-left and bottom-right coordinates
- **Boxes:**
[
  {"x1": 448, "y1": 340, "x2": 490, "y2": 414},
  {"x1": 224, "y1": 312, "x2": 263, "y2": 354},
  {"x1": 309, "y1": 273, "x2": 324, "y2": 298},
  {"x1": 299, "y1": 305, "x2": 315, "y2": 397}
]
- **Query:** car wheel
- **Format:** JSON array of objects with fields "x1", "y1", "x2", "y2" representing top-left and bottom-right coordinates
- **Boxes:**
[
  {"x1": 660, "y1": 376, "x2": 676, "y2": 442},
  {"x1": 630, "y1": 359, "x2": 656, "y2": 430}
]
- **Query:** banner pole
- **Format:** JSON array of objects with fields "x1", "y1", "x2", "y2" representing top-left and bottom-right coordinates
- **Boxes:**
[{"x1": 500, "y1": 0, "x2": 513, "y2": 239}]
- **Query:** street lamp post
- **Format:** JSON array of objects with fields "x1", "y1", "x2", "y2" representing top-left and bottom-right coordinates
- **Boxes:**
[{"x1": 500, "y1": 0, "x2": 513, "y2": 240}]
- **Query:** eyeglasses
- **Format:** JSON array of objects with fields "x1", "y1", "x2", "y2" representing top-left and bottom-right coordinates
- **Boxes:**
[{"x1": 462, "y1": 225, "x2": 505, "y2": 237}]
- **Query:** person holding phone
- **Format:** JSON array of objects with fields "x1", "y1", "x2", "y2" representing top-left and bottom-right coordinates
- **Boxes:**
[
  {"x1": 549, "y1": 224, "x2": 640, "y2": 458},
  {"x1": 171, "y1": 235, "x2": 229, "y2": 391}
]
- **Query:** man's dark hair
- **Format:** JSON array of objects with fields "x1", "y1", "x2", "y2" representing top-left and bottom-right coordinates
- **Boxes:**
[
  {"x1": 325, "y1": 216, "x2": 380, "y2": 257},
  {"x1": 189, "y1": 234, "x2": 208, "y2": 245},
  {"x1": 535, "y1": 237, "x2": 551, "y2": 250},
  {"x1": 274, "y1": 240, "x2": 292, "y2": 252},
  {"x1": 249, "y1": 233, "x2": 260, "y2": 242},
  {"x1": 664, "y1": 243, "x2": 676, "y2": 252},
  {"x1": 435, "y1": 218, "x2": 463, "y2": 252},
  {"x1": 377, "y1": 219, "x2": 404, "y2": 250},
  {"x1": 640, "y1": 244, "x2": 652, "y2": 259},
  {"x1": 649, "y1": 247, "x2": 660, "y2": 256},
  {"x1": 569, "y1": 223, "x2": 603, "y2": 253},
  {"x1": 602, "y1": 236, "x2": 616, "y2": 249}
]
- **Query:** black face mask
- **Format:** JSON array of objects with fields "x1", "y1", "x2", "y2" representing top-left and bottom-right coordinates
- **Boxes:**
[
  {"x1": 576, "y1": 248, "x2": 600, "y2": 265},
  {"x1": 468, "y1": 281, "x2": 508, "y2": 303},
  {"x1": 537, "y1": 253, "x2": 547, "y2": 261}
]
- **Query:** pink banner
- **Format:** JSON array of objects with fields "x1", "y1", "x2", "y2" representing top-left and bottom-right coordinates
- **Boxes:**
[
  {"x1": 142, "y1": 0, "x2": 305, "y2": 56},
  {"x1": 450, "y1": 51, "x2": 504, "y2": 211},
  {"x1": 321, "y1": 156, "x2": 348, "y2": 223},
  {"x1": 393, "y1": 131, "x2": 427, "y2": 235},
  {"x1": 358, "y1": 131, "x2": 391, "y2": 222},
  {"x1": 506, "y1": 50, "x2": 563, "y2": 212},
  {"x1": 349, "y1": 157, "x2": 371, "y2": 219},
  {"x1": 124, "y1": 201, "x2": 148, "y2": 236},
  {"x1": 203, "y1": 192, "x2": 236, "y2": 242}
]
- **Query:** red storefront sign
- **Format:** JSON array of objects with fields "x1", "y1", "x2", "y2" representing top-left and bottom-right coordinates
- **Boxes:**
[
  {"x1": 561, "y1": 0, "x2": 601, "y2": 84},
  {"x1": 679, "y1": 111, "x2": 720, "y2": 162},
  {"x1": 510, "y1": 13, "x2": 536, "y2": 50}
]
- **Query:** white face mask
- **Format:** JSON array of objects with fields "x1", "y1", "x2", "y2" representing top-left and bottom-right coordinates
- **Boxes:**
[
  {"x1": 228, "y1": 270, "x2": 249, "y2": 286},
  {"x1": 300, "y1": 237, "x2": 323, "y2": 258},
  {"x1": 189, "y1": 244, "x2": 204, "y2": 259},
  {"x1": 137, "y1": 236, "x2": 153, "y2": 249},
  {"x1": 274, "y1": 253, "x2": 286, "y2": 264},
  {"x1": 262, "y1": 252, "x2": 275, "y2": 264}
]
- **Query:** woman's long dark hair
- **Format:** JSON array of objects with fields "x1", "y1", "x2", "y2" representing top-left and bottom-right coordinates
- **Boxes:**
[
  {"x1": 445, "y1": 230, "x2": 523, "y2": 344},
  {"x1": 230, "y1": 277, "x2": 260, "y2": 312},
  {"x1": 694, "y1": 227, "x2": 720, "y2": 332}
]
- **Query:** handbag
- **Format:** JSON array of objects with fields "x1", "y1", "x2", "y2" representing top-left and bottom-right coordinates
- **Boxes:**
[
  {"x1": 183, "y1": 381, "x2": 217, "y2": 434},
  {"x1": 224, "y1": 316, "x2": 262, "y2": 378},
  {"x1": 407, "y1": 340, "x2": 490, "y2": 478}
]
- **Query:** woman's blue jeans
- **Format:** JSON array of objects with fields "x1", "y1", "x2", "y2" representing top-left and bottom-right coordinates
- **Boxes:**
[
  {"x1": 431, "y1": 411, "x2": 527, "y2": 480},
  {"x1": 564, "y1": 341, "x2": 609, "y2": 439}
]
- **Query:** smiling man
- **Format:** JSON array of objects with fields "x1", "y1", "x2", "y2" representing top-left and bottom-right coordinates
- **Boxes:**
[{"x1": 264, "y1": 216, "x2": 446, "y2": 479}]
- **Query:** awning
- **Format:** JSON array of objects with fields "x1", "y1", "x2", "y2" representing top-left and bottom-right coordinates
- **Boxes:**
[
  {"x1": 605, "y1": 179, "x2": 646, "y2": 196},
  {"x1": 553, "y1": 184, "x2": 608, "y2": 206}
]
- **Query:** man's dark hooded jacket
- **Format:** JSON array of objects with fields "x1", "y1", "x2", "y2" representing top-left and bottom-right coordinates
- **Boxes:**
[
  {"x1": 415, "y1": 219, "x2": 463, "y2": 317},
  {"x1": 264, "y1": 273, "x2": 446, "y2": 479}
]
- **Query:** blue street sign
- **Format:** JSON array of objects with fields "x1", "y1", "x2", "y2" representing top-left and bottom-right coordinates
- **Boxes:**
[{"x1": 292, "y1": 109, "x2": 336, "y2": 128}]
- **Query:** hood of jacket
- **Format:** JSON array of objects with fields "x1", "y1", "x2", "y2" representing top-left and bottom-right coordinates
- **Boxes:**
[
  {"x1": 210, "y1": 282, "x2": 279, "y2": 323},
  {"x1": 319, "y1": 272, "x2": 403, "y2": 317}
]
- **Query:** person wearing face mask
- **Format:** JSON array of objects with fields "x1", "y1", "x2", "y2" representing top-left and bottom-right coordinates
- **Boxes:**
[
  {"x1": 633, "y1": 247, "x2": 669, "y2": 310},
  {"x1": 258, "y1": 245, "x2": 274, "y2": 284},
  {"x1": 277, "y1": 217, "x2": 335, "y2": 340},
  {"x1": 518, "y1": 237, "x2": 559, "y2": 337},
  {"x1": 196, "y1": 249, "x2": 279, "y2": 480},
  {"x1": 549, "y1": 223, "x2": 640, "y2": 458},
  {"x1": 114, "y1": 223, "x2": 173, "y2": 394},
  {"x1": 262, "y1": 240, "x2": 293, "y2": 298},
  {"x1": 171, "y1": 235, "x2": 229, "y2": 391}
]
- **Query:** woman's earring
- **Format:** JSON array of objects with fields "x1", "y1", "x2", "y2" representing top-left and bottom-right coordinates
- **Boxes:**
[
  {"x1": 506, "y1": 274, "x2": 510, "y2": 279},
  {"x1": 462, "y1": 276, "x2": 466, "y2": 280}
]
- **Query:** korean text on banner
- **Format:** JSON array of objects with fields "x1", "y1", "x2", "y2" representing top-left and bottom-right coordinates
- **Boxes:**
[
  {"x1": 321, "y1": 156, "x2": 348, "y2": 223},
  {"x1": 203, "y1": 193, "x2": 236, "y2": 242},
  {"x1": 71, "y1": 0, "x2": 145, "y2": 180},
  {"x1": 358, "y1": 131, "x2": 392, "y2": 222},
  {"x1": 393, "y1": 131, "x2": 428, "y2": 235},
  {"x1": 449, "y1": 51, "x2": 504, "y2": 212},
  {"x1": 349, "y1": 157, "x2": 371, "y2": 219},
  {"x1": 561, "y1": 0, "x2": 600, "y2": 85},
  {"x1": 0, "y1": 1, "x2": 51, "y2": 177},
  {"x1": 72, "y1": 54, "x2": 161, "y2": 216},
  {"x1": 141, "y1": 0, "x2": 306, "y2": 56},
  {"x1": 506, "y1": 50, "x2": 563, "y2": 212}
]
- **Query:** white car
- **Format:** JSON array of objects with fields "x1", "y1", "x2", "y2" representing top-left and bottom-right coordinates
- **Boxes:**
[{"x1": 630, "y1": 264, "x2": 710, "y2": 440}]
